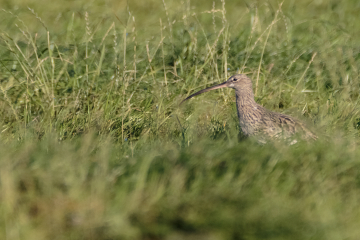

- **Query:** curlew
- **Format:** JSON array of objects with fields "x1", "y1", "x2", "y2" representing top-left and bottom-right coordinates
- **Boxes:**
[{"x1": 181, "y1": 74, "x2": 317, "y2": 143}]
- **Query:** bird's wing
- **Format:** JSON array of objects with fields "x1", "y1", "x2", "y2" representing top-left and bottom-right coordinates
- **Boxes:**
[{"x1": 260, "y1": 112, "x2": 317, "y2": 141}]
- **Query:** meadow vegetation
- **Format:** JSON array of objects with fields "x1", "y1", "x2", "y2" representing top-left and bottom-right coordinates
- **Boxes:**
[{"x1": 1, "y1": 0, "x2": 360, "y2": 239}]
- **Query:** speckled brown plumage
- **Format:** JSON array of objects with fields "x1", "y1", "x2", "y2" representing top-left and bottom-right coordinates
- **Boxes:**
[{"x1": 182, "y1": 74, "x2": 317, "y2": 143}]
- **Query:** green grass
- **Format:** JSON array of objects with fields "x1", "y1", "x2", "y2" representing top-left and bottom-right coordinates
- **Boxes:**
[{"x1": 1, "y1": 0, "x2": 360, "y2": 239}]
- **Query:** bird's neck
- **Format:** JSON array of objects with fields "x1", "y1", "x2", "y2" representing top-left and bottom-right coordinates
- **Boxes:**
[
  {"x1": 234, "y1": 87, "x2": 257, "y2": 108},
  {"x1": 234, "y1": 86, "x2": 261, "y2": 136}
]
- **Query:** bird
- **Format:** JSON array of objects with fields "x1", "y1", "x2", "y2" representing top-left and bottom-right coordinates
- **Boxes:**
[{"x1": 181, "y1": 74, "x2": 317, "y2": 144}]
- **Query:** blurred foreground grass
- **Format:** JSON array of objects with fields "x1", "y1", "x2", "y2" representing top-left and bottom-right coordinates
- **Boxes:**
[
  {"x1": 0, "y1": 134, "x2": 360, "y2": 239},
  {"x1": 1, "y1": 0, "x2": 360, "y2": 239},
  {"x1": 2, "y1": 134, "x2": 360, "y2": 240}
]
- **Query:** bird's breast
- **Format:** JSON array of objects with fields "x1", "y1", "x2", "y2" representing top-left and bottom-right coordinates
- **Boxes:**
[{"x1": 236, "y1": 105, "x2": 263, "y2": 136}]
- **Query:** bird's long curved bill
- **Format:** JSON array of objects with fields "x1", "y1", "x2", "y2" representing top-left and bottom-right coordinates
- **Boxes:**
[{"x1": 180, "y1": 81, "x2": 228, "y2": 105}]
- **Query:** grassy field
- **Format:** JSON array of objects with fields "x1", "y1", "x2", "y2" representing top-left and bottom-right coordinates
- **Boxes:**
[{"x1": 1, "y1": 0, "x2": 360, "y2": 239}]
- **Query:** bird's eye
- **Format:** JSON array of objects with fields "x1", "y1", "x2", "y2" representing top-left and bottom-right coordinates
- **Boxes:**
[{"x1": 233, "y1": 78, "x2": 238, "y2": 82}]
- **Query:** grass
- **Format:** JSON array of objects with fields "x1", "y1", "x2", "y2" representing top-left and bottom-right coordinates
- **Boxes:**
[{"x1": 1, "y1": 0, "x2": 360, "y2": 239}]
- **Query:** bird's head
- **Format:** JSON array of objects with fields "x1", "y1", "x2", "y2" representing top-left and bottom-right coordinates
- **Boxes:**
[
  {"x1": 225, "y1": 74, "x2": 252, "y2": 89},
  {"x1": 181, "y1": 74, "x2": 252, "y2": 104}
]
